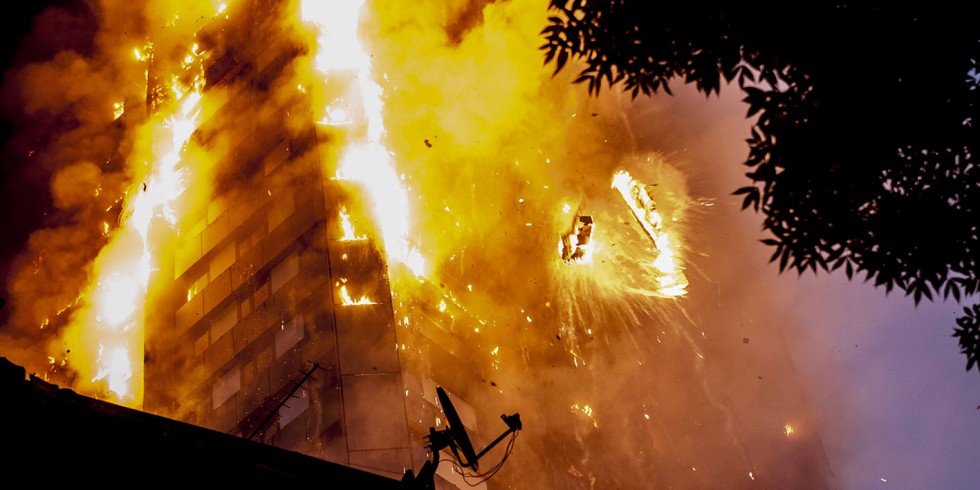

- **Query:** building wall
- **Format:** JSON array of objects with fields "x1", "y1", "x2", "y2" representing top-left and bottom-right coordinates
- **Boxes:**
[{"x1": 145, "y1": 0, "x2": 414, "y2": 480}]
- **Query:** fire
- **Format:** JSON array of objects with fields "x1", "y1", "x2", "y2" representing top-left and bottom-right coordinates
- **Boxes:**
[
  {"x1": 52, "y1": 30, "x2": 208, "y2": 405},
  {"x1": 784, "y1": 423, "x2": 795, "y2": 436},
  {"x1": 338, "y1": 284, "x2": 377, "y2": 306},
  {"x1": 302, "y1": 0, "x2": 425, "y2": 277},
  {"x1": 338, "y1": 206, "x2": 366, "y2": 241}
]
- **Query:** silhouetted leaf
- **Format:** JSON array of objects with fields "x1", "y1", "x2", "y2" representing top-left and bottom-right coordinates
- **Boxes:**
[{"x1": 555, "y1": 50, "x2": 569, "y2": 75}]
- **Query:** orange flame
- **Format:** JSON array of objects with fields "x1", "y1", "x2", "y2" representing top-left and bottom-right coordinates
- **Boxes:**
[
  {"x1": 338, "y1": 283, "x2": 376, "y2": 306},
  {"x1": 338, "y1": 206, "x2": 366, "y2": 241},
  {"x1": 302, "y1": 0, "x2": 425, "y2": 277},
  {"x1": 57, "y1": 38, "x2": 207, "y2": 406}
]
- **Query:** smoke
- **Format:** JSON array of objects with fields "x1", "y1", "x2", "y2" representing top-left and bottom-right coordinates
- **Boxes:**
[
  {"x1": 0, "y1": 0, "x2": 232, "y2": 398},
  {"x1": 366, "y1": 0, "x2": 837, "y2": 487},
  {"x1": 1, "y1": 1, "x2": 133, "y2": 381}
]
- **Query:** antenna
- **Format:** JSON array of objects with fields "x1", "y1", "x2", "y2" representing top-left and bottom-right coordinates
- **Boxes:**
[{"x1": 404, "y1": 386, "x2": 522, "y2": 488}]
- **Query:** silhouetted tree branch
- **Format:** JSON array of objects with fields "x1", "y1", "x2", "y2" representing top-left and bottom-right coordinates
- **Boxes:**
[{"x1": 542, "y1": 1, "x2": 980, "y2": 373}]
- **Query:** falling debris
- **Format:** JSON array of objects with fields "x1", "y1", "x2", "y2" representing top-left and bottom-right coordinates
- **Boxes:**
[
  {"x1": 612, "y1": 170, "x2": 664, "y2": 247},
  {"x1": 559, "y1": 214, "x2": 594, "y2": 263},
  {"x1": 611, "y1": 169, "x2": 689, "y2": 297}
]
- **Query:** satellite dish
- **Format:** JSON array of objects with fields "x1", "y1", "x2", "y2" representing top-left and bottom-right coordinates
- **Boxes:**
[
  {"x1": 404, "y1": 385, "x2": 522, "y2": 488},
  {"x1": 437, "y1": 386, "x2": 480, "y2": 469}
]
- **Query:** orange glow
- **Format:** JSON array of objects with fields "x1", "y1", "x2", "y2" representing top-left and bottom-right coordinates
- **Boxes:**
[
  {"x1": 302, "y1": 0, "x2": 425, "y2": 277},
  {"x1": 338, "y1": 284, "x2": 377, "y2": 306},
  {"x1": 571, "y1": 403, "x2": 598, "y2": 428},
  {"x1": 339, "y1": 206, "x2": 366, "y2": 241},
  {"x1": 53, "y1": 29, "x2": 209, "y2": 405}
]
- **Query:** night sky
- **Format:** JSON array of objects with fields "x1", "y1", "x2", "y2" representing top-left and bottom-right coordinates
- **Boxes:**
[{"x1": 1, "y1": 2, "x2": 977, "y2": 489}]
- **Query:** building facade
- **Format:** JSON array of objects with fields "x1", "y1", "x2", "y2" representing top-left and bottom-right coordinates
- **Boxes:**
[{"x1": 143, "y1": 2, "x2": 498, "y2": 486}]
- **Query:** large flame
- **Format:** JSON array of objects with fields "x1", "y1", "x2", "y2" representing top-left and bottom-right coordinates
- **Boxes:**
[
  {"x1": 302, "y1": 0, "x2": 425, "y2": 277},
  {"x1": 55, "y1": 36, "x2": 207, "y2": 407}
]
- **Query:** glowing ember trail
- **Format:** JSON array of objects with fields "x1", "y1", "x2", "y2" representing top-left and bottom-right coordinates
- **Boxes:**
[
  {"x1": 58, "y1": 42, "x2": 205, "y2": 406},
  {"x1": 302, "y1": 0, "x2": 425, "y2": 277}
]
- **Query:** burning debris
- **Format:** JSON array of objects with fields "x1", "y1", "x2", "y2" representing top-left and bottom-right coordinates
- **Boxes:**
[
  {"x1": 559, "y1": 214, "x2": 594, "y2": 263},
  {"x1": 612, "y1": 170, "x2": 664, "y2": 248},
  {"x1": 612, "y1": 169, "x2": 689, "y2": 297}
]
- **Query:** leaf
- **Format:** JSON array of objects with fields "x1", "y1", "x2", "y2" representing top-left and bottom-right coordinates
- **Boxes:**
[
  {"x1": 555, "y1": 50, "x2": 569, "y2": 75},
  {"x1": 544, "y1": 48, "x2": 556, "y2": 65}
]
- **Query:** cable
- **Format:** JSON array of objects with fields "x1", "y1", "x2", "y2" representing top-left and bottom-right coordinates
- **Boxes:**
[{"x1": 449, "y1": 431, "x2": 519, "y2": 486}]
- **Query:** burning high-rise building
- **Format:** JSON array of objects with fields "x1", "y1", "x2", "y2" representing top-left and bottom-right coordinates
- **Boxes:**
[{"x1": 136, "y1": 0, "x2": 507, "y2": 486}]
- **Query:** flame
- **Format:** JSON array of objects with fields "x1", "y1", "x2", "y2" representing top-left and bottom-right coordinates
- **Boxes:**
[
  {"x1": 338, "y1": 284, "x2": 376, "y2": 306},
  {"x1": 113, "y1": 101, "x2": 125, "y2": 120},
  {"x1": 302, "y1": 0, "x2": 425, "y2": 277},
  {"x1": 55, "y1": 35, "x2": 206, "y2": 405},
  {"x1": 339, "y1": 206, "x2": 366, "y2": 241},
  {"x1": 784, "y1": 423, "x2": 795, "y2": 437}
]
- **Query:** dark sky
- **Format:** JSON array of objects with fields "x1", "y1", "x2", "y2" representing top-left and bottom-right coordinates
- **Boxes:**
[
  {"x1": 0, "y1": 1, "x2": 58, "y2": 304},
  {"x1": 0, "y1": 4, "x2": 42, "y2": 306},
  {"x1": 0, "y1": 0, "x2": 99, "y2": 311}
]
